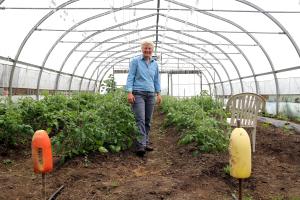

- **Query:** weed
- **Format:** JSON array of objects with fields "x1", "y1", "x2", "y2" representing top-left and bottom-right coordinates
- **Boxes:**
[
  {"x1": 282, "y1": 125, "x2": 293, "y2": 135},
  {"x1": 2, "y1": 159, "x2": 13, "y2": 165},
  {"x1": 262, "y1": 122, "x2": 272, "y2": 128},
  {"x1": 110, "y1": 180, "x2": 119, "y2": 188},
  {"x1": 83, "y1": 155, "x2": 90, "y2": 168},
  {"x1": 288, "y1": 197, "x2": 300, "y2": 200},
  {"x1": 243, "y1": 195, "x2": 253, "y2": 200},
  {"x1": 223, "y1": 164, "x2": 230, "y2": 175}
]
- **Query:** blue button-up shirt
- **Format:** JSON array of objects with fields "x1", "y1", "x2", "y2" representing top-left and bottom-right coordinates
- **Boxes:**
[{"x1": 126, "y1": 55, "x2": 161, "y2": 93}]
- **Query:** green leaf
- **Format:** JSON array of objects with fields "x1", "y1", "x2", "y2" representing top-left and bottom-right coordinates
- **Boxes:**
[
  {"x1": 98, "y1": 146, "x2": 108, "y2": 154},
  {"x1": 46, "y1": 127, "x2": 52, "y2": 134},
  {"x1": 179, "y1": 134, "x2": 194, "y2": 145},
  {"x1": 109, "y1": 145, "x2": 121, "y2": 153}
]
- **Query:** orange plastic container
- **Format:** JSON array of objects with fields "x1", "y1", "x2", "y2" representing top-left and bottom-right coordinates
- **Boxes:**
[{"x1": 32, "y1": 130, "x2": 53, "y2": 173}]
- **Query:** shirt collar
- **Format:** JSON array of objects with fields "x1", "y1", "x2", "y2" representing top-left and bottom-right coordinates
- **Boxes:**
[{"x1": 140, "y1": 55, "x2": 154, "y2": 62}]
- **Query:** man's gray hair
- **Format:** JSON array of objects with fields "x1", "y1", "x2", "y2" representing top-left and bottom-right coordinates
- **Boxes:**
[{"x1": 141, "y1": 40, "x2": 154, "y2": 49}]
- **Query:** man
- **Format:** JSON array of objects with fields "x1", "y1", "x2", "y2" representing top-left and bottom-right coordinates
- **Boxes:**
[{"x1": 126, "y1": 40, "x2": 162, "y2": 157}]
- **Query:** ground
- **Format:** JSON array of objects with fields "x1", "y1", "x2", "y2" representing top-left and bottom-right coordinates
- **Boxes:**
[{"x1": 0, "y1": 108, "x2": 300, "y2": 200}]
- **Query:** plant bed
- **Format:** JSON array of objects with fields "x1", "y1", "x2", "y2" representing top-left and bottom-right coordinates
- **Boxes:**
[{"x1": 0, "y1": 108, "x2": 299, "y2": 200}]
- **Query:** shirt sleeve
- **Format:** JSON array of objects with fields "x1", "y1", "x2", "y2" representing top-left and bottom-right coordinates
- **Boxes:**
[
  {"x1": 125, "y1": 58, "x2": 137, "y2": 92},
  {"x1": 154, "y1": 63, "x2": 161, "y2": 93}
]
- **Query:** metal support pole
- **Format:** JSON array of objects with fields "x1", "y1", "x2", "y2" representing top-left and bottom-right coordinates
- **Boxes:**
[
  {"x1": 170, "y1": 74, "x2": 173, "y2": 96},
  {"x1": 42, "y1": 173, "x2": 46, "y2": 200},
  {"x1": 213, "y1": 71, "x2": 216, "y2": 98},
  {"x1": 167, "y1": 73, "x2": 169, "y2": 95},
  {"x1": 177, "y1": 58, "x2": 179, "y2": 97},
  {"x1": 194, "y1": 66, "x2": 196, "y2": 96},
  {"x1": 200, "y1": 72, "x2": 202, "y2": 92},
  {"x1": 239, "y1": 179, "x2": 242, "y2": 200}
]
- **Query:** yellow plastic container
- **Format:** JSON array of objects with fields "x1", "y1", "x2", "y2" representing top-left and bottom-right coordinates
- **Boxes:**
[{"x1": 229, "y1": 128, "x2": 251, "y2": 179}]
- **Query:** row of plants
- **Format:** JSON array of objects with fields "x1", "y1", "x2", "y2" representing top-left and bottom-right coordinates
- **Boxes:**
[
  {"x1": 0, "y1": 90, "x2": 138, "y2": 161},
  {"x1": 160, "y1": 94, "x2": 230, "y2": 152},
  {"x1": 262, "y1": 111, "x2": 300, "y2": 124}
]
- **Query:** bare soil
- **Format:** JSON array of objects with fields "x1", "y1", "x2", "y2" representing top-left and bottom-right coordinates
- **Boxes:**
[{"x1": 1, "y1": 108, "x2": 300, "y2": 200}]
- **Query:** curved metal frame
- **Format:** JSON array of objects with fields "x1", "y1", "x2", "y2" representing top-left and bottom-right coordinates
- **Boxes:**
[
  {"x1": 161, "y1": 53, "x2": 212, "y2": 95},
  {"x1": 166, "y1": 0, "x2": 280, "y2": 112},
  {"x1": 61, "y1": 13, "x2": 254, "y2": 96},
  {"x1": 237, "y1": 0, "x2": 300, "y2": 58},
  {"x1": 64, "y1": 9, "x2": 287, "y2": 101},
  {"x1": 83, "y1": 32, "x2": 230, "y2": 96},
  {"x1": 86, "y1": 41, "x2": 219, "y2": 95},
  {"x1": 53, "y1": 13, "x2": 251, "y2": 96},
  {"x1": 236, "y1": 0, "x2": 300, "y2": 114},
  {"x1": 7, "y1": 4, "x2": 245, "y2": 94},
  {"x1": 97, "y1": 53, "x2": 213, "y2": 96},
  {"x1": 70, "y1": 29, "x2": 235, "y2": 95},
  {"x1": 95, "y1": 44, "x2": 221, "y2": 93},
  {"x1": 160, "y1": 34, "x2": 232, "y2": 92},
  {"x1": 89, "y1": 52, "x2": 136, "y2": 91},
  {"x1": 161, "y1": 13, "x2": 255, "y2": 92},
  {"x1": 70, "y1": 34, "x2": 157, "y2": 91},
  {"x1": 82, "y1": 29, "x2": 226, "y2": 95},
  {"x1": 8, "y1": 0, "x2": 79, "y2": 97},
  {"x1": 53, "y1": 13, "x2": 157, "y2": 93},
  {"x1": 7, "y1": 0, "x2": 300, "y2": 115},
  {"x1": 92, "y1": 42, "x2": 223, "y2": 97},
  {"x1": 160, "y1": 28, "x2": 235, "y2": 92},
  {"x1": 158, "y1": 45, "x2": 224, "y2": 96},
  {"x1": 25, "y1": 11, "x2": 248, "y2": 96},
  {"x1": 37, "y1": 0, "x2": 153, "y2": 98},
  {"x1": 86, "y1": 46, "x2": 141, "y2": 90},
  {"x1": 76, "y1": 28, "x2": 157, "y2": 91}
]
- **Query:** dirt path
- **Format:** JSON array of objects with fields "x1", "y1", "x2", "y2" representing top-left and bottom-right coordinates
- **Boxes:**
[{"x1": 0, "y1": 107, "x2": 300, "y2": 200}]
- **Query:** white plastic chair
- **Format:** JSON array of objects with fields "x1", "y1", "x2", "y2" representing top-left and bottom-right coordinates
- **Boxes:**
[{"x1": 226, "y1": 93, "x2": 266, "y2": 152}]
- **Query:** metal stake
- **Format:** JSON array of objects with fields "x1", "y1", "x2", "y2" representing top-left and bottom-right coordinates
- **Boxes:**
[
  {"x1": 42, "y1": 173, "x2": 46, "y2": 200},
  {"x1": 239, "y1": 179, "x2": 242, "y2": 200}
]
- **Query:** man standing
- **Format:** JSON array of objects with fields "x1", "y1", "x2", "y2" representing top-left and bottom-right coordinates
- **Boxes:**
[{"x1": 126, "y1": 40, "x2": 162, "y2": 157}]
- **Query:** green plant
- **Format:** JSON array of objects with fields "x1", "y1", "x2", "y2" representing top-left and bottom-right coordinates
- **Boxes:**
[
  {"x1": 262, "y1": 111, "x2": 275, "y2": 118},
  {"x1": 282, "y1": 124, "x2": 293, "y2": 134},
  {"x1": 243, "y1": 195, "x2": 253, "y2": 200},
  {"x1": 2, "y1": 159, "x2": 13, "y2": 165},
  {"x1": 160, "y1": 95, "x2": 229, "y2": 153},
  {"x1": 0, "y1": 103, "x2": 33, "y2": 149},
  {"x1": 295, "y1": 117, "x2": 300, "y2": 123},
  {"x1": 110, "y1": 180, "x2": 119, "y2": 188},
  {"x1": 276, "y1": 113, "x2": 289, "y2": 121},
  {"x1": 271, "y1": 196, "x2": 284, "y2": 200},
  {"x1": 51, "y1": 90, "x2": 138, "y2": 160},
  {"x1": 83, "y1": 155, "x2": 91, "y2": 168},
  {"x1": 289, "y1": 197, "x2": 300, "y2": 200},
  {"x1": 102, "y1": 74, "x2": 116, "y2": 93},
  {"x1": 223, "y1": 164, "x2": 230, "y2": 175},
  {"x1": 1, "y1": 90, "x2": 138, "y2": 162},
  {"x1": 262, "y1": 122, "x2": 272, "y2": 128}
]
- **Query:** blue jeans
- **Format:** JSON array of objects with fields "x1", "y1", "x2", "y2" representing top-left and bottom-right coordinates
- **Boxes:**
[{"x1": 132, "y1": 90, "x2": 155, "y2": 148}]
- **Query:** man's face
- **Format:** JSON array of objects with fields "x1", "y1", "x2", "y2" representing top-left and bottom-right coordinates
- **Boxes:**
[{"x1": 142, "y1": 44, "x2": 153, "y2": 59}]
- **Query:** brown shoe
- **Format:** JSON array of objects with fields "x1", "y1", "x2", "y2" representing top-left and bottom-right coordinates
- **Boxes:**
[
  {"x1": 136, "y1": 146, "x2": 146, "y2": 157},
  {"x1": 145, "y1": 146, "x2": 154, "y2": 151}
]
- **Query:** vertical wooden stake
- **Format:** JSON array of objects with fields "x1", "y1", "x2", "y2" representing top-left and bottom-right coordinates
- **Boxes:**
[
  {"x1": 42, "y1": 173, "x2": 46, "y2": 200},
  {"x1": 239, "y1": 179, "x2": 242, "y2": 200}
]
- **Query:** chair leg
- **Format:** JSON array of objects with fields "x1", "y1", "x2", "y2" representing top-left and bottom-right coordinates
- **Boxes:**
[{"x1": 252, "y1": 128, "x2": 256, "y2": 152}]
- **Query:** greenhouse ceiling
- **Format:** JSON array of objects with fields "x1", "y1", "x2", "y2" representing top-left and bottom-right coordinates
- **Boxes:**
[{"x1": 1, "y1": 0, "x2": 300, "y2": 111}]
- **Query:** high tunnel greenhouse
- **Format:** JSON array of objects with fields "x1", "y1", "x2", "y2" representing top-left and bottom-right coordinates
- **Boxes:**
[
  {"x1": 1, "y1": 0, "x2": 300, "y2": 117},
  {"x1": 1, "y1": 1, "x2": 300, "y2": 199}
]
